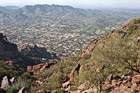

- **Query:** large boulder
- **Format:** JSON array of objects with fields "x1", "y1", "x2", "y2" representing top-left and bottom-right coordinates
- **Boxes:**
[
  {"x1": 27, "y1": 62, "x2": 57, "y2": 73},
  {"x1": 1, "y1": 76, "x2": 9, "y2": 90},
  {"x1": 132, "y1": 74, "x2": 140, "y2": 84},
  {"x1": 105, "y1": 74, "x2": 113, "y2": 84},
  {"x1": 82, "y1": 88, "x2": 93, "y2": 93},
  {"x1": 77, "y1": 82, "x2": 89, "y2": 90},
  {"x1": 36, "y1": 89, "x2": 51, "y2": 93},
  {"x1": 137, "y1": 36, "x2": 140, "y2": 42},
  {"x1": 62, "y1": 81, "x2": 70, "y2": 88}
]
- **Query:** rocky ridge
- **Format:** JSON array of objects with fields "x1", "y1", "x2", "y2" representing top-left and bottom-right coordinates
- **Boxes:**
[
  {"x1": 0, "y1": 33, "x2": 19, "y2": 60},
  {"x1": 19, "y1": 44, "x2": 58, "y2": 59},
  {"x1": 27, "y1": 62, "x2": 57, "y2": 74}
]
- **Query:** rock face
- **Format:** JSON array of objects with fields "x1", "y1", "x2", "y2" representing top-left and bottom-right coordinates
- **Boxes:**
[
  {"x1": 27, "y1": 62, "x2": 57, "y2": 73},
  {"x1": 1, "y1": 76, "x2": 9, "y2": 90},
  {"x1": 137, "y1": 36, "x2": 140, "y2": 42},
  {"x1": 0, "y1": 33, "x2": 19, "y2": 60},
  {"x1": 19, "y1": 44, "x2": 57, "y2": 59}
]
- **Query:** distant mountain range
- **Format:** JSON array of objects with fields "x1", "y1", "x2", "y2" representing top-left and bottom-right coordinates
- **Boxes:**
[
  {"x1": 0, "y1": 4, "x2": 103, "y2": 21},
  {"x1": 0, "y1": 4, "x2": 140, "y2": 22}
]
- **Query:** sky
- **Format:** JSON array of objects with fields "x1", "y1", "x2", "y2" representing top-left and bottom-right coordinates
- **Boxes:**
[{"x1": 0, "y1": 0, "x2": 140, "y2": 9}]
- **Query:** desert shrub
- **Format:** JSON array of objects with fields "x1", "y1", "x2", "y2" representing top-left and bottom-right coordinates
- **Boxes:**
[
  {"x1": 83, "y1": 87, "x2": 89, "y2": 91},
  {"x1": 30, "y1": 86, "x2": 42, "y2": 93},
  {"x1": 41, "y1": 72, "x2": 64, "y2": 90},
  {"x1": 58, "y1": 88, "x2": 65, "y2": 93},
  {"x1": 133, "y1": 18, "x2": 140, "y2": 24},
  {"x1": 7, "y1": 78, "x2": 29, "y2": 93},
  {"x1": 21, "y1": 72, "x2": 31, "y2": 79},
  {"x1": 0, "y1": 60, "x2": 20, "y2": 80},
  {"x1": 128, "y1": 23, "x2": 135, "y2": 34},
  {"x1": 69, "y1": 56, "x2": 82, "y2": 62},
  {"x1": 83, "y1": 54, "x2": 91, "y2": 60},
  {"x1": 70, "y1": 87, "x2": 78, "y2": 91}
]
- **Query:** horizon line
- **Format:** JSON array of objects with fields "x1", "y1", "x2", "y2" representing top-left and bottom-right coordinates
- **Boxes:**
[{"x1": 1, "y1": 4, "x2": 140, "y2": 10}]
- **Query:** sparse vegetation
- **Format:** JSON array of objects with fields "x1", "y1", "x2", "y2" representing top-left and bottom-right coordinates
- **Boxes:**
[
  {"x1": 7, "y1": 78, "x2": 29, "y2": 93},
  {"x1": 0, "y1": 60, "x2": 20, "y2": 80}
]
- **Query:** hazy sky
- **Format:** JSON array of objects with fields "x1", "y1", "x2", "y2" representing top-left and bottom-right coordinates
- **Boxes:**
[{"x1": 0, "y1": 0, "x2": 140, "y2": 9}]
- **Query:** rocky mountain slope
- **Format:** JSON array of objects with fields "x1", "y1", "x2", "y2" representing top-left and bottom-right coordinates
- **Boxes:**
[{"x1": 30, "y1": 18, "x2": 140, "y2": 92}]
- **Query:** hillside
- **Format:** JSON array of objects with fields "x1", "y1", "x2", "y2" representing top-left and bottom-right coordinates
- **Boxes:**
[
  {"x1": 29, "y1": 18, "x2": 140, "y2": 92},
  {"x1": 1, "y1": 4, "x2": 140, "y2": 57}
]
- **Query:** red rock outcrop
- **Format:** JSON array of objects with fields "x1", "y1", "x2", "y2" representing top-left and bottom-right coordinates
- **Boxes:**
[{"x1": 27, "y1": 62, "x2": 57, "y2": 73}]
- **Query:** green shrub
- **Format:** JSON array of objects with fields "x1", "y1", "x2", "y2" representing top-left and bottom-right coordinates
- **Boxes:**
[
  {"x1": 83, "y1": 87, "x2": 89, "y2": 91},
  {"x1": 30, "y1": 86, "x2": 42, "y2": 93},
  {"x1": 133, "y1": 18, "x2": 140, "y2": 24},
  {"x1": 83, "y1": 54, "x2": 91, "y2": 60},
  {"x1": 70, "y1": 87, "x2": 78, "y2": 91},
  {"x1": 0, "y1": 61, "x2": 20, "y2": 80},
  {"x1": 128, "y1": 23, "x2": 135, "y2": 34},
  {"x1": 7, "y1": 78, "x2": 29, "y2": 93},
  {"x1": 58, "y1": 88, "x2": 65, "y2": 93},
  {"x1": 21, "y1": 72, "x2": 32, "y2": 80},
  {"x1": 41, "y1": 72, "x2": 63, "y2": 90}
]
